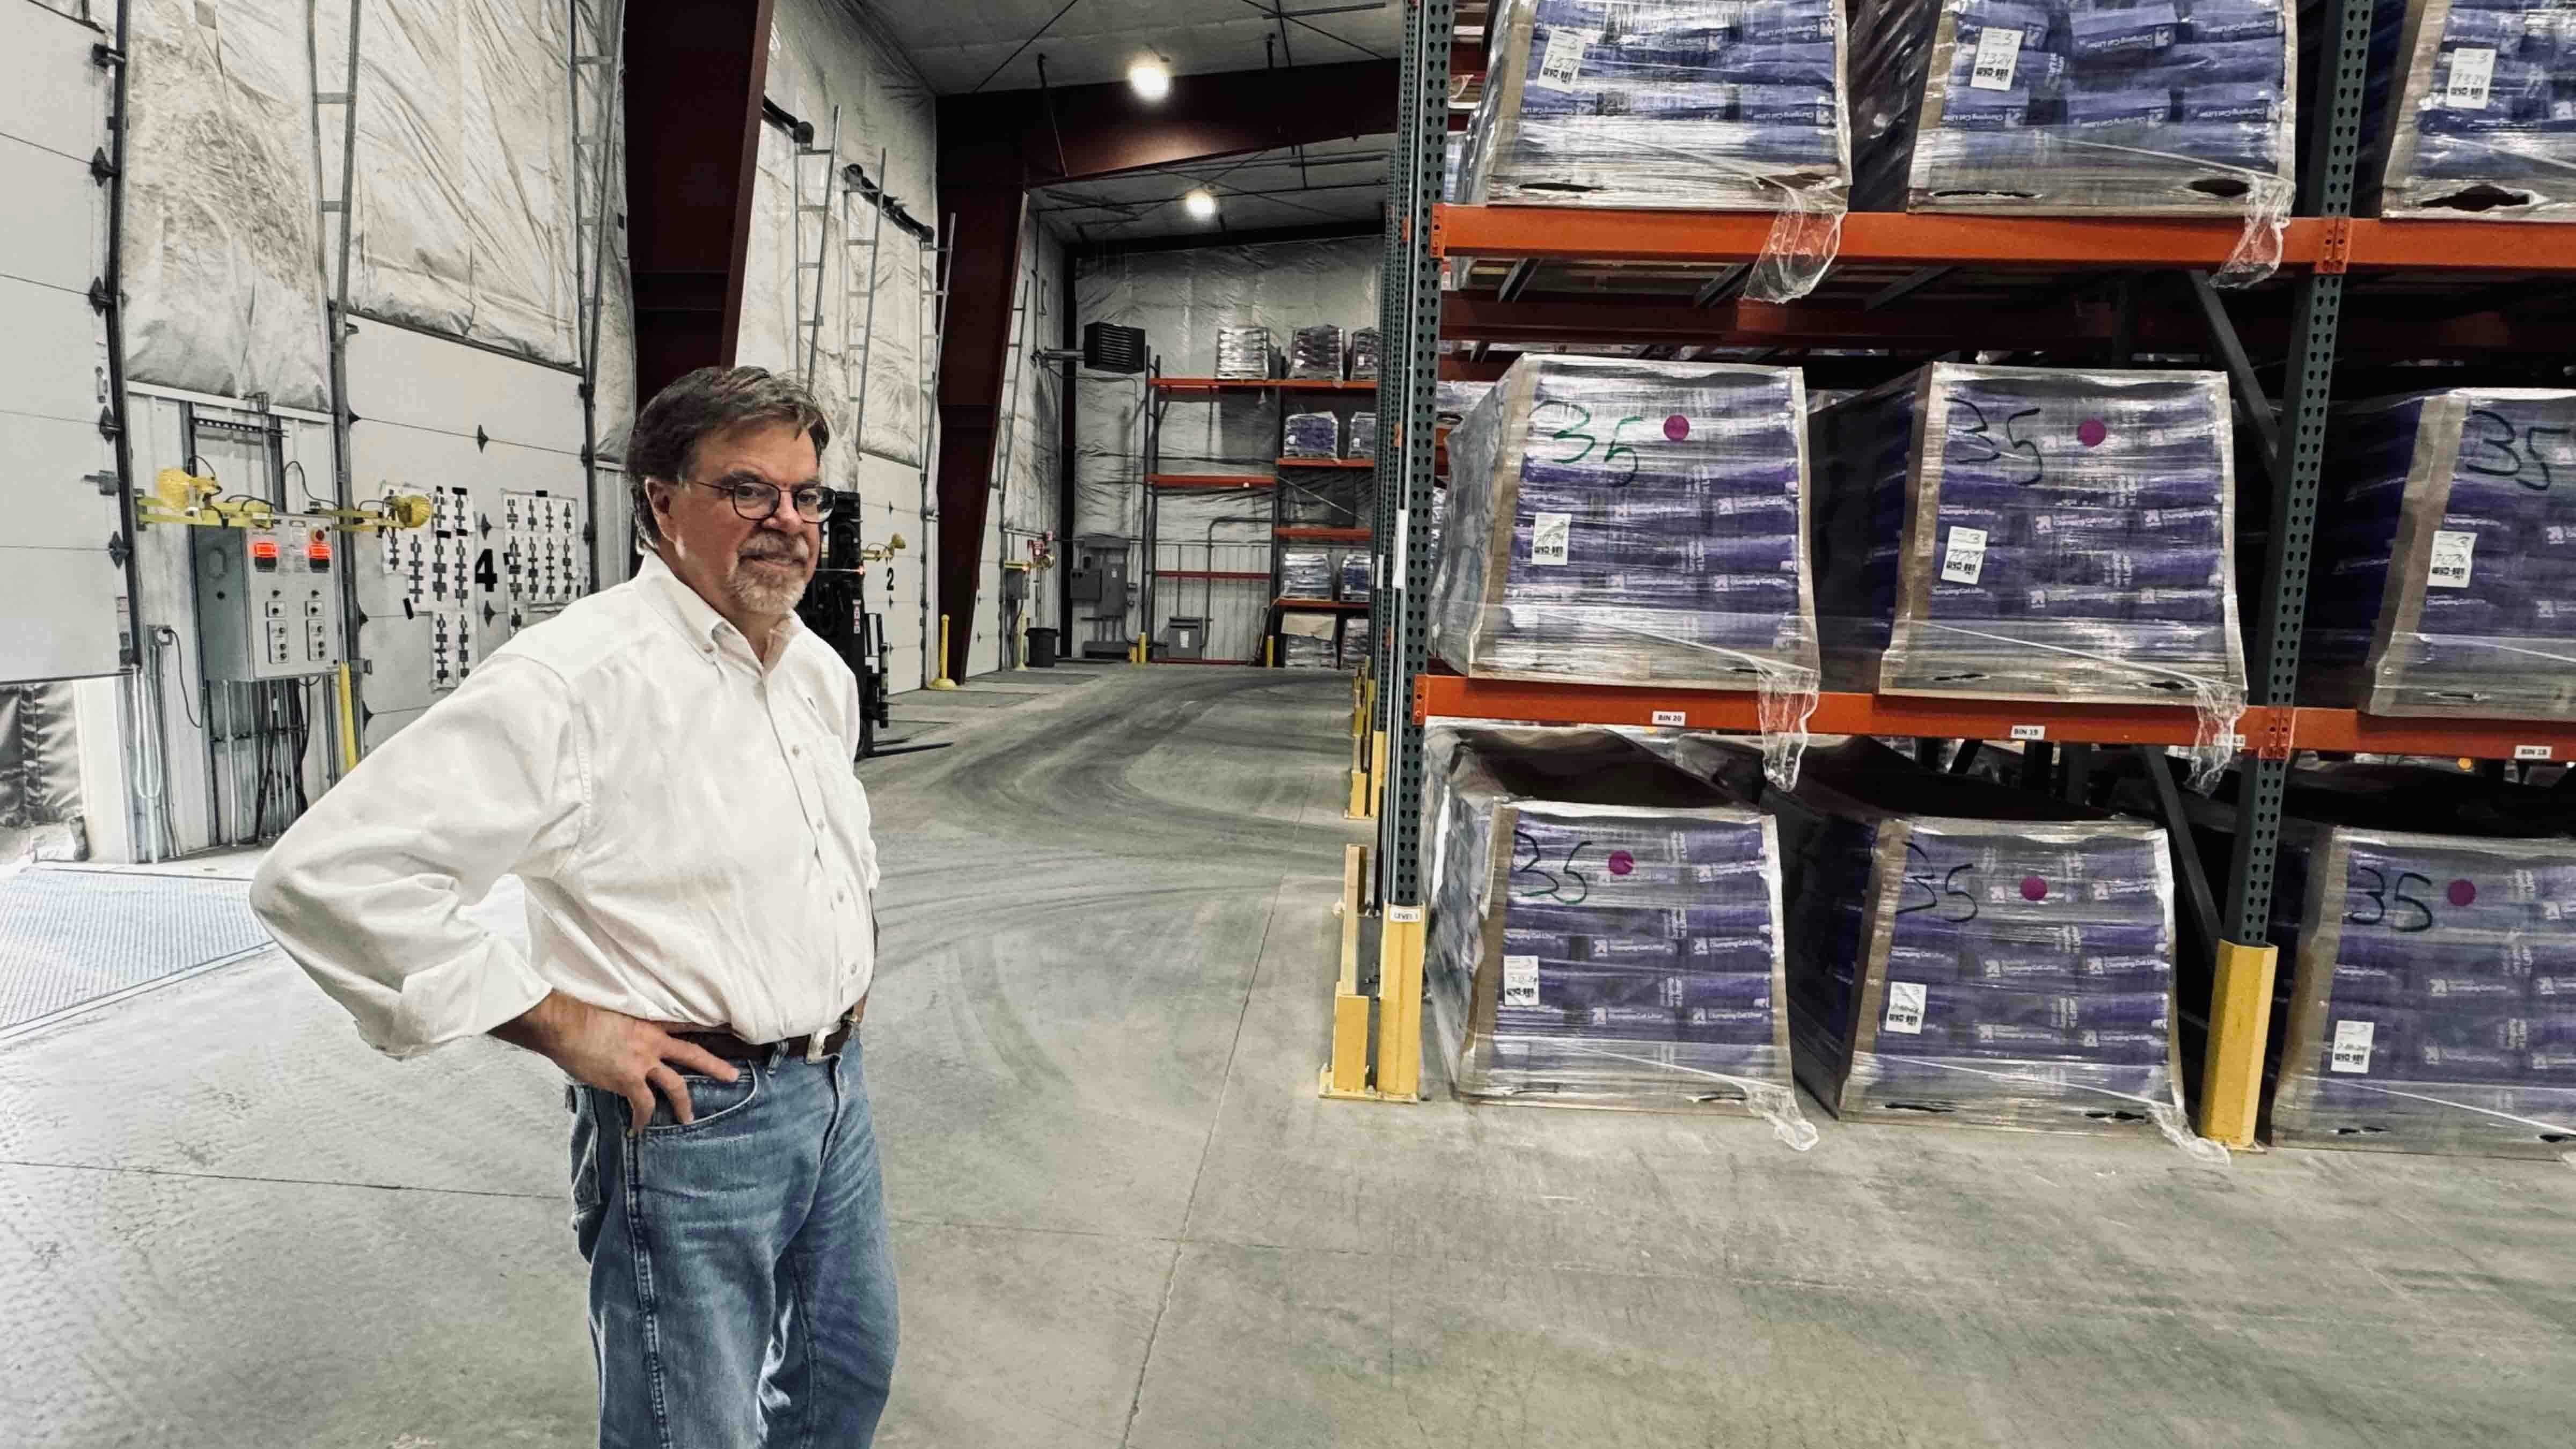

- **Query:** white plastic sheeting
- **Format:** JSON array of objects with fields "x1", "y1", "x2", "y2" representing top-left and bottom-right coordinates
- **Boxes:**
[
  {"x1": 121, "y1": 0, "x2": 332, "y2": 408},
  {"x1": 322, "y1": 0, "x2": 576, "y2": 367},
  {"x1": 1073, "y1": 236, "x2": 1381, "y2": 654}
]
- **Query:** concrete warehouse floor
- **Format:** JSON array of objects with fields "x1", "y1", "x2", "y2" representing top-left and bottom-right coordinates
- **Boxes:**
[{"x1": 3, "y1": 665, "x2": 2574, "y2": 1447}]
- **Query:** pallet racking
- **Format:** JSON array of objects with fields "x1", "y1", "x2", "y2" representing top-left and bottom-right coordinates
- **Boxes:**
[
  {"x1": 1339, "y1": 0, "x2": 2576, "y2": 1139},
  {"x1": 1141, "y1": 372, "x2": 1377, "y2": 666}
]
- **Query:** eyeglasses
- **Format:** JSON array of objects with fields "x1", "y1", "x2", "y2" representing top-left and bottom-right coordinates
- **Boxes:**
[{"x1": 685, "y1": 477, "x2": 837, "y2": 523}]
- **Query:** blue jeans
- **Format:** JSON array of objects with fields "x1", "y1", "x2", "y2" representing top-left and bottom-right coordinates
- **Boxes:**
[{"x1": 568, "y1": 1043, "x2": 897, "y2": 1447}]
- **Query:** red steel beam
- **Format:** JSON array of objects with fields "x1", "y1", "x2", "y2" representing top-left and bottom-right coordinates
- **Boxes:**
[
  {"x1": 930, "y1": 187, "x2": 1027, "y2": 682},
  {"x1": 1436, "y1": 205, "x2": 2328, "y2": 269},
  {"x1": 941, "y1": 61, "x2": 1399, "y2": 187},
  {"x1": 623, "y1": 0, "x2": 776, "y2": 405}
]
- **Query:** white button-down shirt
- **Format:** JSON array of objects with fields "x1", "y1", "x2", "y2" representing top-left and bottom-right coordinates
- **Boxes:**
[{"x1": 252, "y1": 554, "x2": 881, "y2": 1058}]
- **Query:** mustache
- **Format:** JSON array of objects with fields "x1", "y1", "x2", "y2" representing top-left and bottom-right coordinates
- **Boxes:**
[{"x1": 737, "y1": 538, "x2": 811, "y2": 564}]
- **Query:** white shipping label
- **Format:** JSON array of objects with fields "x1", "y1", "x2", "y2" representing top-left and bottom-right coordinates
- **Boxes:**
[
  {"x1": 2515, "y1": 744, "x2": 2554, "y2": 761},
  {"x1": 1503, "y1": 954, "x2": 1541, "y2": 1006},
  {"x1": 1531, "y1": 27, "x2": 1589, "y2": 91},
  {"x1": 2446, "y1": 47, "x2": 2497, "y2": 110},
  {"x1": 1884, "y1": 981, "x2": 1928, "y2": 1035},
  {"x1": 1969, "y1": 26, "x2": 2025, "y2": 91},
  {"x1": 2330, "y1": 1019, "x2": 2377, "y2": 1074},
  {"x1": 1940, "y1": 524, "x2": 1989, "y2": 583},
  {"x1": 2428, "y1": 529, "x2": 2478, "y2": 589},
  {"x1": 1531, "y1": 512, "x2": 1572, "y2": 566}
]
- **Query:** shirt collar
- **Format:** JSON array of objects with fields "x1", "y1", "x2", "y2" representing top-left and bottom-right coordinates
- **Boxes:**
[{"x1": 636, "y1": 551, "x2": 805, "y2": 668}]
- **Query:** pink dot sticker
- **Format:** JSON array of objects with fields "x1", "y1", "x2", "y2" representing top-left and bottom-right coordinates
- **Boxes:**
[
  {"x1": 1608, "y1": 850, "x2": 1635, "y2": 876},
  {"x1": 1663, "y1": 414, "x2": 1690, "y2": 442},
  {"x1": 2021, "y1": 875, "x2": 2049, "y2": 902},
  {"x1": 2449, "y1": 879, "x2": 2477, "y2": 907},
  {"x1": 2077, "y1": 418, "x2": 2109, "y2": 448}
]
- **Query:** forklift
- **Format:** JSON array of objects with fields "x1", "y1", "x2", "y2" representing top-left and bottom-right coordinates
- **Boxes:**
[{"x1": 796, "y1": 504, "x2": 950, "y2": 761}]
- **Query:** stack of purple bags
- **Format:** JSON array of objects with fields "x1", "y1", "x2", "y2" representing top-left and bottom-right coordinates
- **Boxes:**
[{"x1": 1423, "y1": 726, "x2": 1803, "y2": 1120}]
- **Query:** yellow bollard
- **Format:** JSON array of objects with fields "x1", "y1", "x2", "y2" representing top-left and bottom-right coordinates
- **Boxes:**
[
  {"x1": 334, "y1": 662, "x2": 361, "y2": 773},
  {"x1": 2199, "y1": 939, "x2": 2280, "y2": 1147},
  {"x1": 927, "y1": 614, "x2": 958, "y2": 690}
]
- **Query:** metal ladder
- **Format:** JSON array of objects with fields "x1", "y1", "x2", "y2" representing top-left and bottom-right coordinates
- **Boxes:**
[
  {"x1": 791, "y1": 106, "x2": 840, "y2": 386},
  {"x1": 919, "y1": 214, "x2": 954, "y2": 689},
  {"x1": 305, "y1": 0, "x2": 364, "y2": 754},
  {"x1": 842, "y1": 148, "x2": 889, "y2": 445},
  {"x1": 987, "y1": 216, "x2": 1037, "y2": 499},
  {"x1": 569, "y1": 0, "x2": 625, "y2": 594}
]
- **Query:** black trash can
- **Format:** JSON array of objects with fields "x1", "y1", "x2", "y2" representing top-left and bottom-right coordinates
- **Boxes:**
[{"x1": 1026, "y1": 627, "x2": 1059, "y2": 668}]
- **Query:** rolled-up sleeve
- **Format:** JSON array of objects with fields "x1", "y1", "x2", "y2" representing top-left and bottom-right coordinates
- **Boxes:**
[{"x1": 251, "y1": 655, "x2": 589, "y2": 1058}]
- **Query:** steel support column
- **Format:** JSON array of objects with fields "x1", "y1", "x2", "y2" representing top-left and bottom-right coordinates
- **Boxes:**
[
  {"x1": 930, "y1": 187, "x2": 1028, "y2": 683},
  {"x1": 623, "y1": 0, "x2": 775, "y2": 402}
]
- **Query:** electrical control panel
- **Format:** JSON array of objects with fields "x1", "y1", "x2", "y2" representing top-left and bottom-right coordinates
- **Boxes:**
[{"x1": 193, "y1": 518, "x2": 347, "y2": 680}]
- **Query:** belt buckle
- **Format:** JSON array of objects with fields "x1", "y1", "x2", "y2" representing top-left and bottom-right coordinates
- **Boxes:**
[{"x1": 806, "y1": 1027, "x2": 828, "y2": 1064}]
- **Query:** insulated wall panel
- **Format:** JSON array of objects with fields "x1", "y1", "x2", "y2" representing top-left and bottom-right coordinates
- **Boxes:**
[{"x1": 2, "y1": 6, "x2": 125, "y2": 683}]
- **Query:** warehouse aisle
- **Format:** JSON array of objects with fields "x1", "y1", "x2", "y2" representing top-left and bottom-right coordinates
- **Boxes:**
[{"x1": 2, "y1": 668, "x2": 2573, "y2": 1446}]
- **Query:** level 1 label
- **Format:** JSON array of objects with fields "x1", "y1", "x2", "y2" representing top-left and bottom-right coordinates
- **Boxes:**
[
  {"x1": 1884, "y1": 981, "x2": 1927, "y2": 1034},
  {"x1": 1531, "y1": 512, "x2": 1572, "y2": 566},
  {"x1": 1650, "y1": 709, "x2": 1686, "y2": 727},
  {"x1": 1503, "y1": 954, "x2": 1540, "y2": 1006},
  {"x1": 1969, "y1": 26, "x2": 2024, "y2": 90},
  {"x1": 2428, "y1": 530, "x2": 2477, "y2": 589},
  {"x1": 2330, "y1": 1019, "x2": 2376, "y2": 1073},
  {"x1": 1386, "y1": 905, "x2": 1424, "y2": 924},
  {"x1": 1531, "y1": 27, "x2": 1588, "y2": 91},
  {"x1": 2515, "y1": 744, "x2": 2553, "y2": 761},
  {"x1": 1940, "y1": 524, "x2": 1989, "y2": 584},
  {"x1": 2010, "y1": 723, "x2": 2046, "y2": 741},
  {"x1": 2446, "y1": 46, "x2": 2496, "y2": 110}
]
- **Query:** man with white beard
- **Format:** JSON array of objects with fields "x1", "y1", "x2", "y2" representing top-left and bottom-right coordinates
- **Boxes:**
[{"x1": 253, "y1": 366, "x2": 898, "y2": 1445}]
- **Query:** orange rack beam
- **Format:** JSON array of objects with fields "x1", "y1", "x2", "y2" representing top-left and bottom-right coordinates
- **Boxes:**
[
  {"x1": 1278, "y1": 526, "x2": 1371, "y2": 542},
  {"x1": 1434, "y1": 204, "x2": 2326, "y2": 269},
  {"x1": 2341, "y1": 219, "x2": 2576, "y2": 275},
  {"x1": 1276, "y1": 457, "x2": 1375, "y2": 469},
  {"x1": 2290, "y1": 708, "x2": 2576, "y2": 762},
  {"x1": 1146, "y1": 473, "x2": 1272, "y2": 489},
  {"x1": 1152, "y1": 377, "x2": 1378, "y2": 392},
  {"x1": 1275, "y1": 597, "x2": 1369, "y2": 612}
]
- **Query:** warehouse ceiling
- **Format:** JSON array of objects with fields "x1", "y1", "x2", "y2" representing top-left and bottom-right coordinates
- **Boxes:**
[
  {"x1": 863, "y1": 0, "x2": 1401, "y2": 93},
  {"x1": 1029, "y1": 135, "x2": 1389, "y2": 245}
]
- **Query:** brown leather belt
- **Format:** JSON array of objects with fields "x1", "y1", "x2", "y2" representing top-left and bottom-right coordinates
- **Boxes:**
[{"x1": 675, "y1": 1000, "x2": 864, "y2": 1064}]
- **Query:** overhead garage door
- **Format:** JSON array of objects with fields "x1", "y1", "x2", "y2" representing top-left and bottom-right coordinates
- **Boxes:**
[{"x1": 0, "y1": 8, "x2": 124, "y2": 683}]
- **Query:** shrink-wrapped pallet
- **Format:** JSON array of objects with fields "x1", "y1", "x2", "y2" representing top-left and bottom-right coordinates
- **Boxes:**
[
  {"x1": 1280, "y1": 547, "x2": 1335, "y2": 600},
  {"x1": 1346, "y1": 412, "x2": 1378, "y2": 459},
  {"x1": 1850, "y1": 0, "x2": 2299, "y2": 240},
  {"x1": 2304, "y1": 388, "x2": 2576, "y2": 719},
  {"x1": 1215, "y1": 325, "x2": 1274, "y2": 380},
  {"x1": 1290, "y1": 324, "x2": 1346, "y2": 380},
  {"x1": 1811, "y1": 363, "x2": 2245, "y2": 772},
  {"x1": 1349, "y1": 327, "x2": 1382, "y2": 381},
  {"x1": 2361, "y1": 0, "x2": 2576, "y2": 222},
  {"x1": 1433, "y1": 355, "x2": 1821, "y2": 778},
  {"x1": 2271, "y1": 822, "x2": 2576, "y2": 1157},
  {"x1": 1718, "y1": 737, "x2": 2213, "y2": 1151},
  {"x1": 1282, "y1": 412, "x2": 1342, "y2": 459},
  {"x1": 1422, "y1": 726, "x2": 1814, "y2": 1142}
]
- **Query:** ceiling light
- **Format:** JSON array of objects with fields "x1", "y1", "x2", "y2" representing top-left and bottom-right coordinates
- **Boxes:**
[
  {"x1": 1128, "y1": 56, "x2": 1171, "y2": 101},
  {"x1": 1183, "y1": 188, "x2": 1218, "y2": 221}
]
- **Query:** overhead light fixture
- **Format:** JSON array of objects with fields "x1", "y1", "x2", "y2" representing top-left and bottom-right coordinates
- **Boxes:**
[
  {"x1": 1183, "y1": 188, "x2": 1218, "y2": 221},
  {"x1": 1128, "y1": 56, "x2": 1171, "y2": 101}
]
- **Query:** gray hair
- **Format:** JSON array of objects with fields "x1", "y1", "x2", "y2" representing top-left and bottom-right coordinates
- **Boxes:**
[{"x1": 626, "y1": 366, "x2": 832, "y2": 546}]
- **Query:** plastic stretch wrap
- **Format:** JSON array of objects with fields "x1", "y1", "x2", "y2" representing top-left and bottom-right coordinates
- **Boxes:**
[
  {"x1": 1281, "y1": 611, "x2": 1340, "y2": 669},
  {"x1": 1283, "y1": 412, "x2": 1343, "y2": 459},
  {"x1": 2304, "y1": 389, "x2": 2576, "y2": 719},
  {"x1": 2363, "y1": 0, "x2": 2576, "y2": 221},
  {"x1": 1342, "y1": 613, "x2": 1375, "y2": 670},
  {"x1": 1280, "y1": 548, "x2": 1335, "y2": 599},
  {"x1": 1337, "y1": 553, "x2": 1373, "y2": 602},
  {"x1": 1460, "y1": 0, "x2": 1855, "y2": 301},
  {"x1": 2271, "y1": 823, "x2": 2576, "y2": 1159},
  {"x1": 1812, "y1": 363, "x2": 2246, "y2": 778},
  {"x1": 1433, "y1": 356, "x2": 1821, "y2": 783},
  {"x1": 1422, "y1": 726, "x2": 1816, "y2": 1142},
  {"x1": 1350, "y1": 327, "x2": 1382, "y2": 381},
  {"x1": 1346, "y1": 412, "x2": 1379, "y2": 459},
  {"x1": 1290, "y1": 325, "x2": 1346, "y2": 380},
  {"x1": 1736, "y1": 737, "x2": 2214, "y2": 1151},
  {"x1": 1216, "y1": 325, "x2": 1275, "y2": 379},
  {"x1": 1437, "y1": 379, "x2": 1498, "y2": 424},
  {"x1": 1850, "y1": 0, "x2": 2298, "y2": 281}
]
